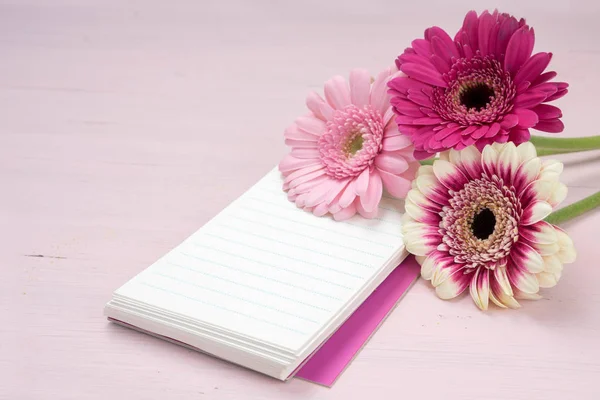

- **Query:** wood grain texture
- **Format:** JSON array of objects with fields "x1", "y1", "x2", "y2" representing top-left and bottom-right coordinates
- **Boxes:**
[{"x1": 1, "y1": 1, "x2": 599, "y2": 399}]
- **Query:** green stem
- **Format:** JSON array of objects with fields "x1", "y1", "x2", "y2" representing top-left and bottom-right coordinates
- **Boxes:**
[
  {"x1": 545, "y1": 191, "x2": 600, "y2": 225},
  {"x1": 530, "y1": 135, "x2": 600, "y2": 152}
]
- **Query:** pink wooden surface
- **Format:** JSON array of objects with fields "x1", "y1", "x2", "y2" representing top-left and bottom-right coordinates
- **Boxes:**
[{"x1": 2, "y1": 1, "x2": 600, "y2": 399}]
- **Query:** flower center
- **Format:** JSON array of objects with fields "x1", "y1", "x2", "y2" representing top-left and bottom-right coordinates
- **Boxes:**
[
  {"x1": 431, "y1": 55, "x2": 516, "y2": 125},
  {"x1": 471, "y1": 207, "x2": 496, "y2": 240},
  {"x1": 459, "y1": 82, "x2": 495, "y2": 111},
  {"x1": 345, "y1": 133, "x2": 364, "y2": 155},
  {"x1": 440, "y1": 177, "x2": 521, "y2": 270},
  {"x1": 318, "y1": 105, "x2": 384, "y2": 179}
]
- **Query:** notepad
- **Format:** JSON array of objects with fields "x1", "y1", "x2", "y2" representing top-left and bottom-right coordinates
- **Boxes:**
[{"x1": 105, "y1": 167, "x2": 408, "y2": 380}]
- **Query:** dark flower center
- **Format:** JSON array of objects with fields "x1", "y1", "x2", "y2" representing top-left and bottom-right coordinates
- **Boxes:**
[
  {"x1": 471, "y1": 208, "x2": 496, "y2": 240},
  {"x1": 459, "y1": 82, "x2": 495, "y2": 111}
]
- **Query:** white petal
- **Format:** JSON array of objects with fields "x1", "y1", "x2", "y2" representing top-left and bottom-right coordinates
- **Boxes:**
[
  {"x1": 435, "y1": 273, "x2": 470, "y2": 300},
  {"x1": 419, "y1": 255, "x2": 437, "y2": 281},
  {"x1": 543, "y1": 254, "x2": 563, "y2": 274},
  {"x1": 494, "y1": 266, "x2": 514, "y2": 296},
  {"x1": 514, "y1": 289, "x2": 543, "y2": 301},
  {"x1": 458, "y1": 146, "x2": 483, "y2": 179},
  {"x1": 469, "y1": 268, "x2": 490, "y2": 311},
  {"x1": 541, "y1": 159, "x2": 564, "y2": 174},
  {"x1": 416, "y1": 164, "x2": 434, "y2": 178},
  {"x1": 516, "y1": 141, "x2": 537, "y2": 163},
  {"x1": 535, "y1": 242, "x2": 560, "y2": 256},
  {"x1": 498, "y1": 142, "x2": 520, "y2": 181},
  {"x1": 556, "y1": 229, "x2": 577, "y2": 263},
  {"x1": 548, "y1": 182, "x2": 568, "y2": 206},
  {"x1": 432, "y1": 159, "x2": 468, "y2": 191},
  {"x1": 537, "y1": 271, "x2": 560, "y2": 288}
]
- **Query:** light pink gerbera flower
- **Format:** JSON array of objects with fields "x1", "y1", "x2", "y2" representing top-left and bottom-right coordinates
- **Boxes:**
[
  {"x1": 388, "y1": 10, "x2": 568, "y2": 160},
  {"x1": 402, "y1": 142, "x2": 576, "y2": 310},
  {"x1": 279, "y1": 68, "x2": 419, "y2": 220}
]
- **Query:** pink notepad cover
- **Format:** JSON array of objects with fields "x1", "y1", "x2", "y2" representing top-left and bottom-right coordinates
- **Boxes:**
[{"x1": 295, "y1": 256, "x2": 420, "y2": 386}]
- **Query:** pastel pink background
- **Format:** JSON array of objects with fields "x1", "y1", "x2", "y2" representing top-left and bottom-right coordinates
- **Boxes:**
[{"x1": 2, "y1": 0, "x2": 600, "y2": 399}]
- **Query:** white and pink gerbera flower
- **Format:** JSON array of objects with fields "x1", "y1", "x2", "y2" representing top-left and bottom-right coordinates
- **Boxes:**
[
  {"x1": 279, "y1": 68, "x2": 419, "y2": 220},
  {"x1": 402, "y1": 142, "x2": 576, "y2": 310}
]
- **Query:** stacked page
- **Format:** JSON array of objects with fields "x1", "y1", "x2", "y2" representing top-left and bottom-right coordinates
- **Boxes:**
[{"x1": 105, "y1": 168, "x2": 407, "y2": 380}]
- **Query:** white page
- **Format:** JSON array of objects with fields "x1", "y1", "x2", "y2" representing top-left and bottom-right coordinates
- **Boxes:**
[{"x1": 115, "y1": 168, "x2": 405, "y2": 352}]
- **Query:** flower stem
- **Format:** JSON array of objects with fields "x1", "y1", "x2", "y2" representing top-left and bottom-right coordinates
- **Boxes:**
[
  {"x1": 530, "y1": 135, "x2": 600, "y2": 152},
  {"x1": 545, "y1": 191, "x2": 600, "y2": 225}
]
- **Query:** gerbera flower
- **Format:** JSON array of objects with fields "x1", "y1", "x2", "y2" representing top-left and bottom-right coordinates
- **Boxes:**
[
  {"x1": 402, "y1": 142, "x2": 576, "y2": 310},
  {"x1": 388, "y1": 10, "x2": 568, "y2": 160},
  {"x1": 279, "y1": 68, "x2": 419, "y2": 220}
]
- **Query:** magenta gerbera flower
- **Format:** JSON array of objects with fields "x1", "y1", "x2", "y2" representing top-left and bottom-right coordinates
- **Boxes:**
[
  {"x1": 388, "y1": 10, "x2": 568, "y2": 160},
  {"x1": 402, "y1": 142, "x2": 576, "y2": 310},
  {"x1": 279, "y1": 68, "x2": 419, "y2": 220}
]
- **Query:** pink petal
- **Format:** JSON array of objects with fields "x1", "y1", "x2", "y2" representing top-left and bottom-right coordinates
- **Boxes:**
[
  {"x1": 306, "y1": 91, "x2": 334, "y2": 121},
  {"x1": 507, "y1": 128, "x2": 530, "y2": 144},
  {"x1": 388, "y1": 76, "x2": 430, "y2": 94},
  {"x1": 425, "y1": 26, "x2": 460, "y2": 59},
  {"x1": 534, "y1": 119, "x2": 564, "y2": 133},
  {"x1": 285, "y1": 165, "x2": 326, "y2": 188},
  {"x1": 355, "y1": 198, "x2": 378, "y2": 219},
  {"x1": 411, "y1": 38, "x2": 433, "y2": 57},
  {"x1": 284, "y1": 124, "x2": 319, "y2": 141},
  {"x1": 378, "y1": 169, "x2": 412, "y2": 198},
  {"x1": 304, "y1": 181, "x2": 335, "y2": 208},
  {"x1": 375, "y1": 152, "x2": 409, "y2": 174},
  {"x1": 296, "y1": 115, "x2": 326, "y2": 136},
  {"x1": 531, "y1": 71, "x2": 557, "y2": 86},
  {"x1": 400, "y1": 63, "x2": 448, "y2": 88},
  {"x1": 339, "y1": 180, "x2": 357, "y2": 209},
  {"x1": 324, "y1": 178, "x2": 350, "y2": 205},
  {"x1": 514, "y1": 108, "x2": 539, "y2": 129},
  {"x1": 494, "y1": 15, "x2": 520, "y2": 61},
  {"x1": 514, "y1": 52, "x2": 552, "y2": 85},
  {"x1": 382, "y1": 135, "x2": 412, "y2": 151},
  {"x1": 483, "y1": 122, "x2": 501, "y2": 138},
  {"x1": 431, "y1": 36, "x2": 454, "y2": 66},
  {"x1": 354, "y1": 168, "x2": 370, "y2": 197},
  {"x1": 513, "y1": 91, "x2": 547, "y2": 108},
  {"x1": 477, "y1": 11, "x2": 495, "y2": 56},
  {"x1": 360, "y1": 171, "x2": 383, "y2": 213},
  {"x1": 279, "y1": 154, "x2": 320, "y2": 174},
  {"x1": 504, "y1": 27, "x2": 535, "y2": 76},
  {"x1": 371, "y1": 67, "x2": 395, "y2": 114},
  {"x1": 312, "y1": 202, "x2": 329, "y2": 217},
  {"x1": 500, "y1": 114, "x2": 519, "y2": 129},
  {"x1": 290, "y1": 147, "x2": 320, "y2": 159},
  {"x1": 545, "y1": 89, "x2": 568, "y2": 102},
  {"x1": 324, "y1": 75, "x2": 351, "y2": 110},
  {"x1": 471, "y1": 125, "x2": 489, "y2": 139},
  {"x1": 406, "y1": 90, "x2": 433, "y2": 107},
  {"x1": 349, "y1": 69, "x2": 371, "y2": 108},
  {"x1": 391, "y1": 98, "x2": 425, "y2": 117},
  {"x1": 333, "y1": 203, "x2": 357, "y2": 221},
  {"x1": 532, "y1": 104, "x2": 562, "y2": 120}
]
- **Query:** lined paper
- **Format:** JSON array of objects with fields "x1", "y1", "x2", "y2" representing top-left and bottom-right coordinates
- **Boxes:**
[{"x1": 116, "y1": 168, "x2": 405, "y2": 351}]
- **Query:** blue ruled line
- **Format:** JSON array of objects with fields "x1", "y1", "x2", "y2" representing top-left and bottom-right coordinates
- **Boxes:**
[
  {"x1": 139, "y1": 282, "x2": 307, "y2": 335},
  {"x1": 153, "y1": 272, "x2": 320, "y2": 323}
]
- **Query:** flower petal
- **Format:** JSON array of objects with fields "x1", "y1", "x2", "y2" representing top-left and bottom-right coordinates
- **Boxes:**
[
  {"x1": 360, "y1": 171, "x2": 383, "y2": 213},
  {"x1": 382, "y1": 135, "x2": 413, "y2": 151},
  {"x1": 522, "y1": 200, "x2": 553, "y2": 225},
  {"x1": 339, "y1": 180, "x2": 357, "y2": 209},
  {"x1": 469, "y1": 268, "x2": 490, "y2": 311},
  {"x1": 324, "y1": 75, "x2": 351, "y2": 110},
  {"x1": 510, "y1": 241, "x2": 544, "y2": 274},
  {"x1": 432, "y1": 159, "x2": 469, "y2": 192},
  {"x1": 355, "y1": 197, "x2": 378, "y2": 219},
  {"x1": 400, "y1": 62, "x2": 448, "y2": 88},
  {"x1": 378, "y1": 169, "x2": 412, "y2": 199},
  {"x1": 515, "y1": 108, "x2": 539, "y2": 129},
  {"x1": 507, "y1": 263, "x2": 539, "y2": 294},
  {"x1": 520, "y1": 221, "x2": 558, "y2": 244},
  {"x1": 349, "y1": 68, "x2": 371, "y2": 108},
  {"x1": 375, "y1": 152, "x2": 409, "y2": 174},
  {"x1": 537, "y1": 271, "x2": 560, "y2": 288},
  {"x1": 434, "y1": 268, "x2": 471, "y2": 300},
  {"x1": 306, "y1": 91, "x2": 334, "y2": 121},
  {"x1": 333, "y1": 203, "x2": 357, "y2": 221}
]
